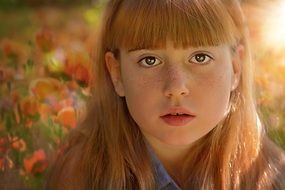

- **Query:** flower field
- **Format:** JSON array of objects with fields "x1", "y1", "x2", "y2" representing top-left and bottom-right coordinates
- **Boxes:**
[
  {"x1": 0, "y1": 3, "x2": 102, "y2": 189},
  {"x1": 0, "y1": 1, "x2": 285, "y2": 189}
]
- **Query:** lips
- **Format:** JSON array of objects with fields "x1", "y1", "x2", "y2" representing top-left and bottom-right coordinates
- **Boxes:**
[{"x1": 160, "y1": 107, "x2": 196, "y2": 127}]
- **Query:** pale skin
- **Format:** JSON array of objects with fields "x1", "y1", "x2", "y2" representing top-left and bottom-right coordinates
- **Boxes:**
[{"x1": 106, "y1": 41, "x2": 242, "y2": 185}]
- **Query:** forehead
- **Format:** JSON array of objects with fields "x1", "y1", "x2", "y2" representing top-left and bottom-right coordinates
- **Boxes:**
[{"x1": 105, "y1": 0, "x2": 240, "y2": 50}]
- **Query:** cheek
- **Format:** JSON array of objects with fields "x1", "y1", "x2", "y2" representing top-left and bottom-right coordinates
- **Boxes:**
[
  {"x1": 121, "y1": 70, "x2": 161, "y2": 109},
  {"x1": 122, "y1": 70, "x2": 163, "y2": 97},
  {"x1": 122, "y1": 73, "x2": 163, "y2": 130},
  {"x1": 195, "y1": 67, "x2": 232, "y2": 120},
  {"x1": 208, "y1": 69, "x2": 232, "y2": 92},
  {"x1": 199, "y1": 62, "x2": 233, "y2": 92}
]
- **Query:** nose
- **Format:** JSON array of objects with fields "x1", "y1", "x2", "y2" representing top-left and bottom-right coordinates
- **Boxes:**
[{"x1": 163, "y1": 65, "x2": 190, "y2": 98}]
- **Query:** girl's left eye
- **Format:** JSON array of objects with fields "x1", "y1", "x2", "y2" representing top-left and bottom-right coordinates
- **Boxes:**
[
  {"x1": 138, "y1": 56, "x2": 161, "y2": 67},
  {"x1": 189, "y1": 53, "x2": 213, "y2": 65}
]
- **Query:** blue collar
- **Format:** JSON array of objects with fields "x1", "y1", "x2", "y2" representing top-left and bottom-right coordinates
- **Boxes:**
[{"x1": 147, "y1": 145, "x2": 181, "y2": 190}]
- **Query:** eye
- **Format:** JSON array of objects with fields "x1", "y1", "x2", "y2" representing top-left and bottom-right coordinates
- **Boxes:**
[
  {"x1": 138, "y1": 56, "x2": 161, "y2": 67},
  {"x1": 190, "y1": 53, "x2": 213, "y2": 65}
]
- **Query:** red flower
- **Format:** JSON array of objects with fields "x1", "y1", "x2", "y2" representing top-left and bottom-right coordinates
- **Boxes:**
[
  {"x1": 24, "y1": 149, "x2": 48, "y2": 174},
  {"x1": 64, "y1": 50, "x2": 91, "y2": 86}
]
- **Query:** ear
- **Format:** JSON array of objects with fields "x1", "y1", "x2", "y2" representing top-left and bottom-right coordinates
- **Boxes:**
[
  {"x1": 105, "y1": 51, "x2": 125, "y2": 97},
  {"x1": 231, "y1": 45, "x2": 243, "y2": 91}
]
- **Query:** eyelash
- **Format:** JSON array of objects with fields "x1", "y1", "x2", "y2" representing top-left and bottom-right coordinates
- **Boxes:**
[{"x1": 138, "y1": 53, "x2": 213, "y2": 67}]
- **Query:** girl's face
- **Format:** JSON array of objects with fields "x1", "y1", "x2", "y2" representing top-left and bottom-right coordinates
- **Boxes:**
[{"x1": 106, "y1": 41, "x2": 241, "y2": 146}]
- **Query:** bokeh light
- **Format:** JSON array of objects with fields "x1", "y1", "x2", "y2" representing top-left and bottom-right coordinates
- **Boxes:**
[{"x1": 261, "y1": 0, "x2": 285, "y2": 51}]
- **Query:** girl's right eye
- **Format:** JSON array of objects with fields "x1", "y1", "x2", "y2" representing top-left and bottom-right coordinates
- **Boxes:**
[
  {"x1": 138, "y1": 56, "x2": 161, "y2": 67},
  {"x1": 189, "y1": 53, "x2": 213, "y2": 65}
]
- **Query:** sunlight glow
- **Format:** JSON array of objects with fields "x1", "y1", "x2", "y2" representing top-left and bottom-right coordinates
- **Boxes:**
[{"x1": 261, "y1": 1, "x2": 285, "y2": 50}]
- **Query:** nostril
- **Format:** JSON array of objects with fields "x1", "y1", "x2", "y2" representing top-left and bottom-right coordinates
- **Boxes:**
[
  {"x1": 163, "y1": 68, "x2": 190, "y2": 97},
  {"x1": 165, "y1": 88, "x2": 189, "y2": 98}
]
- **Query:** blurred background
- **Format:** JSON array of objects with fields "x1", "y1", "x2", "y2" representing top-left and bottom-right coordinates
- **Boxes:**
[{"x1": 0, "y1": 0, "x2": 285, "y2": 189}]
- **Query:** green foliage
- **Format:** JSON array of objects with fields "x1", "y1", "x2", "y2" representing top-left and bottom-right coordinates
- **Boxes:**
[{"x1": 268, "y1": 128, "x2": 285, "y2": 150}]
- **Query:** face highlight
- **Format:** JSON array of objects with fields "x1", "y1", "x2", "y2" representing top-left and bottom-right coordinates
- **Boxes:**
[{"x1": 106, "y1": 42, "x2": 241, "y2": 147}]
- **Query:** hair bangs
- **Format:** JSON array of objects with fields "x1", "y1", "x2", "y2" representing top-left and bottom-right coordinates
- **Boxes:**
[{"x1": 107, "y1": 0, "x2": 241, "y2": 51}]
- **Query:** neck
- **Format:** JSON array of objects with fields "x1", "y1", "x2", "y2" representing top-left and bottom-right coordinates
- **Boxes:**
[{"x1": 144, "y1": 135, "x2": 192, "y2": 185}]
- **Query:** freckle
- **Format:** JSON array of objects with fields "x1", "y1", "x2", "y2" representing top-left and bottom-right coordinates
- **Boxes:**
[{"x1": 140, "y1": 75, "x2": 164, "y2": 88}]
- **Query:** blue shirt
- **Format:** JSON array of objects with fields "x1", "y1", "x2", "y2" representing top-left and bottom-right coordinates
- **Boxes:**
[{"x1": 148, "y1": 145, "x2": 181, "y2": 190}]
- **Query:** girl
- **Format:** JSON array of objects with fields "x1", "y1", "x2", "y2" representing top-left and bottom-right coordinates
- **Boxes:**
[{"x1": 47, "y1": 0, "x2": 285, "y2": 189}]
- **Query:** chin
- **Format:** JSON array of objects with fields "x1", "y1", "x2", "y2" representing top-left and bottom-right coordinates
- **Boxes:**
[{"x1": 160, "y1": 135, "x2": 198, "y2": 147}]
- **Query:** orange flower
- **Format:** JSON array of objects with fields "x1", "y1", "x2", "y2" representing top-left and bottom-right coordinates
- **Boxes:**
[
  {"x1": 29, "y1": 78, "x2": 67, "y2": 101},
  {"x1": 35, "y1": 29, "x2": 56, "y2": 52},
  {"x1": 64, "y1": 51, "x2": 91, "y2": 86},
  {"x1": 24, "y1": 149, "x2": 48, "y2": 174},
  {"x1": 20, "y1": 96, "x2": 39, "y2": 117},
  {"x1": 11, "y1": 137, "x2": 27, "y2": 152},
  {"x1": 55, "y1": 107, "x2": 77, "y2": 129}
]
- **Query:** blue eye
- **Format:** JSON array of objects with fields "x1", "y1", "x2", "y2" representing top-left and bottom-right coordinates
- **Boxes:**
[
  {"x1": 190, "y1": 53, "x2": 212, "y2": 65},
  {"x1": 139, "y1": 56, "x2": 161, "y2": 67}
]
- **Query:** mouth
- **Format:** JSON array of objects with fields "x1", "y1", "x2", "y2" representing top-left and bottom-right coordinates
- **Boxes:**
[
  {"x1": 166, "y1": 113, "x2": 191, "y2": 116},
  {"x1": 160, "y1": 107, "x2": 196, "y2": 127}
]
